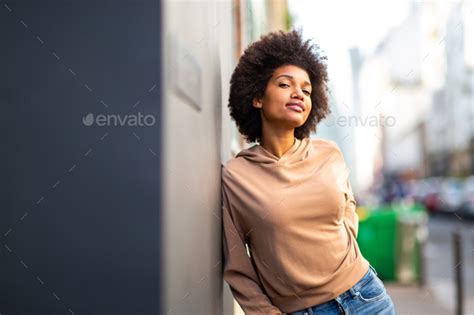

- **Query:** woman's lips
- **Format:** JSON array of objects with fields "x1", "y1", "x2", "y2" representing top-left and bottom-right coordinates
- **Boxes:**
[{"x1": 286, "y1": 104, "x2": 303, "y2": 113}]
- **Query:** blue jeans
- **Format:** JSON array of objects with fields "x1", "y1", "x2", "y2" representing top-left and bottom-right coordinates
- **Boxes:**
[{"x1": 288, "y1": 265, "x2": 396, "y2": 314}]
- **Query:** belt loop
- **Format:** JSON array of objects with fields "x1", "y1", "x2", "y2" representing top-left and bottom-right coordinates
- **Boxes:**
[{"x1": 349, "y1": 287, "x2": 358, "y2": 297}]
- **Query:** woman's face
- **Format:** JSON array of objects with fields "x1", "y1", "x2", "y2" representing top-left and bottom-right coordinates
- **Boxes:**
[{"x1": 253, "y1": 64, "x2": 312, "y2": 130}]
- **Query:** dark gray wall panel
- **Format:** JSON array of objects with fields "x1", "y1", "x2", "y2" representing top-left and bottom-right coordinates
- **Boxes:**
[{"x1": 0, "y1": 1, "x2": 162, "y2": 314}]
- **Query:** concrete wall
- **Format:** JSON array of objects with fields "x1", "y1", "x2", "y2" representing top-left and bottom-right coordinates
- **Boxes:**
[{"x1": 161, "y1": 1, "x2": 235, "y2": 314}]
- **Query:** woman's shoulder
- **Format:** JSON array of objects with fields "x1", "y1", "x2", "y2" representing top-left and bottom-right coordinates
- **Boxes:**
[
  {"x1": 221, "y1": 158, "x2": 239, "y2": 175},
  {"x1": 221, "y1": 142, "x2": 265, "y2": 174},
  {"x1": 221, "y1": 154, "x2": 248, "y2": 181},
  {"x1": 309, "y1": 137, "x2": 342, "y2": 153}
]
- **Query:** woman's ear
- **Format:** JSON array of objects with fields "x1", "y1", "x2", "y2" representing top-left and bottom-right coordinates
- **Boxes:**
[{"x1": 252, "y1": 97, "x2": 262, "y2": 109}]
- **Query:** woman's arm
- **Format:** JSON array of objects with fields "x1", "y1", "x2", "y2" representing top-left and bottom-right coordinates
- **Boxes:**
[
  {"x1": 222, "y1": 183, "x2": 282, "y2": 315},
  {"x1": 329, "y1": 140, "x2": 359, "y2": 239},
  {"x1": 342, "y1": 178, "x2": 359, "y2": 239}
]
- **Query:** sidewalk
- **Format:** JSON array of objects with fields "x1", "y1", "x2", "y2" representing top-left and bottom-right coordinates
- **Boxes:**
[{"x1": 385, "y1": 283, "x2": 452, "y2": 315}]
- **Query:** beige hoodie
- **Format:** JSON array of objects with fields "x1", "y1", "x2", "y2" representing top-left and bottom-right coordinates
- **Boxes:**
[{"x1": 221, "y1": 137, "x2": 370, "y2": 314}]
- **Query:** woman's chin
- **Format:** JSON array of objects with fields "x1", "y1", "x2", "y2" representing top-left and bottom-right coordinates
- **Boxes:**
[
  {"x1": 268, "y1": 115, "x2": 307, "y2": 129},
  {"x1": 285, "y1": 116, "x2": 307, "y2": 127},
  {"x1": 283, "y1": 120, "x2": 306, "y2": 129}
]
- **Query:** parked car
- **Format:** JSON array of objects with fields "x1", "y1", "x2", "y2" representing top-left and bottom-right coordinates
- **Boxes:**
[
  {"x1": 460, "y1": 176, "x2": 474, "y2": 219},
  {"x1": 438, "y1": 178, "x2": 465, "y2": 214},
  {"x1": 418, "y1": 177, "x2": 444, "y2": 215}
]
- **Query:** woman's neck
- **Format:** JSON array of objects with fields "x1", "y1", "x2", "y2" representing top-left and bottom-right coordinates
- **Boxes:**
[{"x1": 259, "y1": 134, "x2": 296, "y2": 159}]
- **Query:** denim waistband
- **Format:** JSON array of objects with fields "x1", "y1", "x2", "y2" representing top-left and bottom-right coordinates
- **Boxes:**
[
  {"x1": 292, "y1": 265, "x2": 378, "y2": 314},
  {"x1": 335, "y1": 264, "x2": 378, "y2": 301}
]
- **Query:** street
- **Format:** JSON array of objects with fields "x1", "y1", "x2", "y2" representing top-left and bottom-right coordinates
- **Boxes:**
[{"x1": 425, "y1": 215, "x2": 474, "y2": 314}]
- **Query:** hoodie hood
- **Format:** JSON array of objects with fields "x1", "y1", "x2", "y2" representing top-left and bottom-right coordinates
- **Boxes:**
[{"x1": 236, "y1": 137, "x2": 312, "y2": 165}]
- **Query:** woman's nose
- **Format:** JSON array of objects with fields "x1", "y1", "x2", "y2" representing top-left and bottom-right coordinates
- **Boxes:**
[{"x1": 291, "y1": 89, "x2": 304, "y2": 99}]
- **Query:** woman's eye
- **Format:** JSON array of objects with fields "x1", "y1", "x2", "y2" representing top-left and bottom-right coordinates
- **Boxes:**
[
  {"x1": 279, "y1": 83, "x2": 289, "y2": 88},
  {"x1": 303, "y1": 90, "x2": 311, "y2": 95}
]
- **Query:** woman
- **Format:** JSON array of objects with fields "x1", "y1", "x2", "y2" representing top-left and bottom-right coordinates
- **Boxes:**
[{"x1": 221, "y1": 30, "x2": 396, "y2": 315}]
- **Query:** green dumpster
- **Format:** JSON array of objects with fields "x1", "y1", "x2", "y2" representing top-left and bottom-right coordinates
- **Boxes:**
[{"x1": 357, "y1": 206, "x2": 398, "y2": 281}]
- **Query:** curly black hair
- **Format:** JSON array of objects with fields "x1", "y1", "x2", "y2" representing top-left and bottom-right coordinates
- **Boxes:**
[{"x1": 228, "y1": 29, "x2": 330, "y2": 144}]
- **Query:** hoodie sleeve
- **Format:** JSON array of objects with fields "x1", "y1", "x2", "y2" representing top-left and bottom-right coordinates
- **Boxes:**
[
  {"x1": 342, "y1": 177, "x2": 358, "y2": 239},
  {"x1": 222, "y1": 180, "x2": 282, "y2": 315},
  {"x1": 328, "y1": 140, "x2": 359, "y2": 239}
]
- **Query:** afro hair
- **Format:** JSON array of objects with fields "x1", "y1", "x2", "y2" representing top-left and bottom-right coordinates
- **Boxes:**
[{"x1": 228, "y1": 29, "x2": 331, "y2": 144}]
